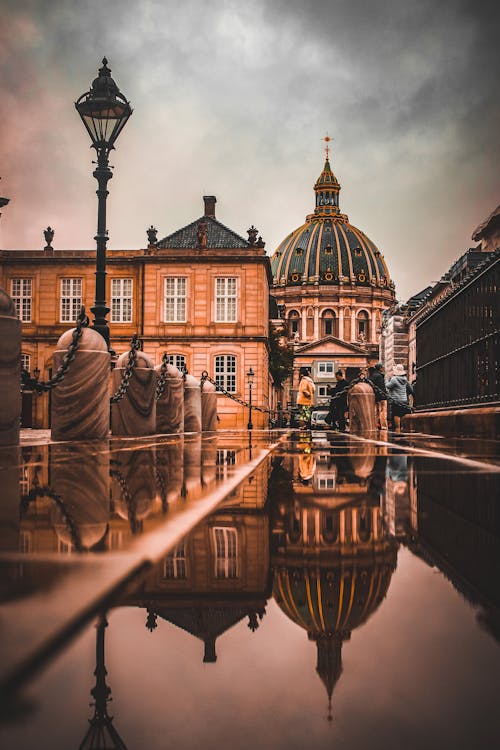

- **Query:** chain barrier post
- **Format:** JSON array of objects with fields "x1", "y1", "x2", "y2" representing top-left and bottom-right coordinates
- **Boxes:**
[
  {"x1": 348, "y1": 380, "x2": 377, "y2": 434},
  {"x1": 111, "y1": 337, "x2": 156, "y2": 436},
  {"x1": 200, "y1": 371, "x2": 218, "y2": 432},
  {"x1": 0, "y1": 287, "x2": 21, "y2": 446},
  {"x1": 184, "y1": 373, "x2": 202, "y2": 432},
  {"x1": 50, "y1": 442, "x2": 110, "y2": 550},
  {"x1": 110, "y1": 443, "x2": 156, "y2": 532},
  {"x1": 155, "y1": 356, "x2": 184, "y2": 434},
  {"x1": 51, "y1": 308, "x2": 110, "y2": 441}
]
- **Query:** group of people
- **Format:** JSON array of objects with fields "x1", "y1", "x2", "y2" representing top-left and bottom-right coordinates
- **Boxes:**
[{"x1": 296, "y1": 363, "x2": 414, "y2": 432}]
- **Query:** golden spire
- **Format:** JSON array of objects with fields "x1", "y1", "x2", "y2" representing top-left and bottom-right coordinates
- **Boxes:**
[{"x1": 323, "y1": 134, "x2": 332, "y2": 161}]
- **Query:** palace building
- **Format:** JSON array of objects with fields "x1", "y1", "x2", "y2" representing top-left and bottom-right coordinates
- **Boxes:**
[
  {"x1": 0, "y1": 196, "x2": 271, "y2": 429},
  {"x1": 270, "y1": 143, "x2": 395, "y2": 400}
]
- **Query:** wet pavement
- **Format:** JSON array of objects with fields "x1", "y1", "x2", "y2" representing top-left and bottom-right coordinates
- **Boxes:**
[{"x1": 0, "y1": 429, "x2": 499, "y2": 749}]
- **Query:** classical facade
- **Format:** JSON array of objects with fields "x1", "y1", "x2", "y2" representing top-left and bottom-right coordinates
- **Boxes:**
[
  {"x1": 270, "y1": 148, "x2": 395, "y2": 400},
  {"x1": 0, "y1": 196, "x2": 271, "y2": 428}
]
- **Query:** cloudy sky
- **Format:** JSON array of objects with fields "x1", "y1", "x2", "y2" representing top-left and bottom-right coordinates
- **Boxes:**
[{"x1": 1, "y1": 0, "x2": 498, "y2": 299}]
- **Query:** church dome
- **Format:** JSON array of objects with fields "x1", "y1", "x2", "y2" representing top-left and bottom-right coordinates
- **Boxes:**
[{"x1": 271, "y1": 154, "x2": 392, "y2": 290}]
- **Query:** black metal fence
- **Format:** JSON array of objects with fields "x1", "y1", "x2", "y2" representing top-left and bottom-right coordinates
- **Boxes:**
[{"x1": 416, "y1": 253, "x2": 499, "y2": 409}]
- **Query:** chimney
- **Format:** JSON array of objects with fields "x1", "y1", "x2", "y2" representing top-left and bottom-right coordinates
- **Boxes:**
[{"x1": 203, "y1": 195, "x2": 216, "y2": 218}]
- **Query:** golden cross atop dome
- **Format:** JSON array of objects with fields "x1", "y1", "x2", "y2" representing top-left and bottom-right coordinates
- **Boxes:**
[{"x1": 323, "y1": 134, "x2": 332, "y2": 160}]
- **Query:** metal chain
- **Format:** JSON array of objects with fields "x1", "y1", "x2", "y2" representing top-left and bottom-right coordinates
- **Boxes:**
[
  {"x1": 21, "y1": 485, "x2": 83, "y2": 550},
  {"x1": 110, "y1": 334, "x2": 141, "y2": 403},
  {"x1": 21, "y1": 306, "x2": 88, "y2": 393},
  {"x1": 110, "y1": 465, "x2": 139, "y2": 533},
  {"x1": 155, "y1": 352, "x2": 169, "y2": 401}
]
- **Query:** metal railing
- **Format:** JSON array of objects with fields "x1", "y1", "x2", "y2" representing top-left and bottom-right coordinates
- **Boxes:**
[{"x1": 415, "y1": 253, "x2": 499, "y2": 409}]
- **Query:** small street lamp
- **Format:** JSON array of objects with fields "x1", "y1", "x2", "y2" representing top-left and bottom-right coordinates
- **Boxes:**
[
  {"x1": 75, "y1": 58, "x2": 132, "y2": 351},
  {"x1": 247, "y1": 367, "x2": 254, "y2": 431}
]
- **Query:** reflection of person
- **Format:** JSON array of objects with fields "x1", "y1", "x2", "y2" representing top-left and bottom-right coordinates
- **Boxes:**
[
  {"x1": 326, "y1": 370, "x2": 348, "y2": 431},
  {"x1": 369, "y1": 363, "x2": 388, "y2": 429},
  {"x1": 297, "y1": 367, "x2": 315, "y2": 428},
  {"x1": 298, "y1": 451, "x2": 316, "y2": 482},
  {"x1": 386, "y1": 364, "x2": 413, "y2": 432}
]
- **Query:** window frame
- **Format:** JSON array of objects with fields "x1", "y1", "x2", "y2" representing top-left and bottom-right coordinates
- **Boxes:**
[
  {"x1": 214, "y1": 354, "x2": 237, "y2": 394},
  {"x1": 166, "y1": 354, "x2": 187, "y2": 372},
  {"x1": 11, "y1": 278, "x2": 32, "y2": 322},
  {"x1": 110, "y1": 277, "x2": 133, "y2": 323},
  {"x1": 214, "y1": 277, "x2": 238, "y2": 323},
  {"x1": 163, "y1": 276, "x2": 187, "y2": 323},
  {"x1": 60, "y1": 278, "x2": 82, "y2": 323}
]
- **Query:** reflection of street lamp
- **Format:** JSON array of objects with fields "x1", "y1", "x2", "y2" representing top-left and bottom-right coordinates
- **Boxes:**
[
  {"x1": 247, "y1": 367, "x2": 254, "y2": 431},
  {"x1": 75, "y1": 58, "x2": 132, "y2": 352}
]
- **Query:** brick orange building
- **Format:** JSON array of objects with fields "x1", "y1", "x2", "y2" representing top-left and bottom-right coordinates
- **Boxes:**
[{"x1": 0, "y1": 196, "x2": 271, "y2": 429}]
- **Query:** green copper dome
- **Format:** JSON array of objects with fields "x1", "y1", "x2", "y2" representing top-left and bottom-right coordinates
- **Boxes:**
[{"x1": 271, "y1": 158, "x2": 392, "y2": 289}]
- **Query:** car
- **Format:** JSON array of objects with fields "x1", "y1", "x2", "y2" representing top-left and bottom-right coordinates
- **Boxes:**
[{"x1": 310, "y1": 407, "x2": 330, "y2": 429}]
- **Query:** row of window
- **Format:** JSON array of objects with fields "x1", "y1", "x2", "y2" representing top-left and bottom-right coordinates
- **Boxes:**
[
  {"x1": 288, "y1": 308, "x2": 371, "y2": 338},
  {"x1": 163, "y1": 527, "x2": 239, "y2": 580},
  {"x1": 20, "y1": 352, "x2": 239, "y2": 393},
  {"x1": 10, "y1": 276, "x2": 239, "y2": 324}
]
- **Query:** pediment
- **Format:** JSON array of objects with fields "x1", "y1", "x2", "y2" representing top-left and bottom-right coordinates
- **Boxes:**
[{"x1": 295, "y1": 336, "x2": 367, "y2": 356}]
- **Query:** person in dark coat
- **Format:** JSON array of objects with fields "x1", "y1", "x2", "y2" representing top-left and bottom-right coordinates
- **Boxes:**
[
  {"x1": 326, "y1": 370, "x2": 349, "y2": 431},
  {"x1": 369, "y1": 362, "x2": 388, "y2": 429}
]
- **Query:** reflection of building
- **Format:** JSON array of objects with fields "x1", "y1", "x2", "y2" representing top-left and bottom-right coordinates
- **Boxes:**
[
  {"x1": 407, "y1": 458, "x2": 500, "y2": 642},
  {"x1": 123, "y1": 461, "x2": 270, "y2": 662},
  {"x1": 270, "y1": 146, "x2": 395, "y2": 401},
  {"x1": 270, "y1": 451, "x2": 398, "y2": 718},
  {"x1": 0, "y1": 195, "x2": 270, "y2": 428}
]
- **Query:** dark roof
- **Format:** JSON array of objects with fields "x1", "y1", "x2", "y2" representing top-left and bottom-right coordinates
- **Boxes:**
[{"x1": 157, "y1": 215, "x2": 249, "y2": 249}]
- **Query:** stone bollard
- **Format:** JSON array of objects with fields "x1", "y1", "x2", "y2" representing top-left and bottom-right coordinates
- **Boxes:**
[
  {"x1": 112, "y1": 350, "x2": 156, "y2": 436},
  {"x1": 184, "y1": 374, "x2": 202, "y2": 433},
  {"x1": 0, "y1": 288, "x2": 21, "y2": 446},
  {"x1": 51, "y1": 327, "x2": 110, "y2": 441},
  {"x1": 155, "y1": 363, "x2": 184, "y2": 434},
  {"x1": 348, "y1": 382, "x2": 377, "y2": 434},
  {"x1": 201, "y1": 379, "x2": 218, "y2": 432},
  {"x1": 111, "y1": 446, "x2": 156, "y2": 533},
  {"x1": 50, "y1": 442, "x2": 110, "y2": 551}
]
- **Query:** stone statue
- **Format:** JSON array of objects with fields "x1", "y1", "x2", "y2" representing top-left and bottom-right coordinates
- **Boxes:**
[
  {"x1": 147, "y1": 225, "x2": 158, "y2": 245},
  {"x1": 197, "y1": 221, "x2": 207, "y2": 249},
  {"x1": 44, "y1": 226, "x2": 54, "y2": 252},
  {"x1": 247, "y1": 225, "x2": 258, "y2": 245}
]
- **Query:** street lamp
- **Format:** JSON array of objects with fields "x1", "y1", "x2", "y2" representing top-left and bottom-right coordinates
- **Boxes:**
[
  {"x1": 247, "y1": 367, "x2": 254, "y2": 431},
  {"x1": 75, "y1": 58, "x2": 132, "y2": 351}
]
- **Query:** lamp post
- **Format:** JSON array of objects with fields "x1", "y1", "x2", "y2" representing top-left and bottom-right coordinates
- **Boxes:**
[
  {"x1": 247, "y1": 367, "x2": 254, "y2": 431},
  {"x1": 75, "y1": 58, "x2": 132, "y2": 351}
]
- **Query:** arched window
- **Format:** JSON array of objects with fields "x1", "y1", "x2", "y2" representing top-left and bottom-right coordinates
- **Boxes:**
[
  {"x1": 322, "y1": 512, "x2": 339, "y2": 543},
  {"x1": 357, "y1": 310, "x2": 370, "y2": 341},
  {"x1": 288, "y1": 310, "x2": 300, "y2": 337},
  {"x1": 322, "y1": 309, "x2": 337, "y2": 337},
  {"x1": 166, "y1": 354, "x2": 186, "y2": 372},
  {"x1": 214, "y1": 354, "x2": 237, "y2": 393}
]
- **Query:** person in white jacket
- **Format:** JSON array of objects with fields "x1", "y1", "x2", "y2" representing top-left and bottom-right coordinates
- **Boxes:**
[{"x1": 386, "y1": 364, "x2": 413, "y2": 432}]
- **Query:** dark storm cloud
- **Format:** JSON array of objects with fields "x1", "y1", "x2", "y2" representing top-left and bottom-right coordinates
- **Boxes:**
[{"x1": 1, "y1": 0, "x2": 499, "y2": 298}]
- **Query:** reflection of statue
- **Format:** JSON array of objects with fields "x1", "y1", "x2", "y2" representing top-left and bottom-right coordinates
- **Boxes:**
[{"x1": 197, "y1": 220, "x2": 207, "y2": 249}]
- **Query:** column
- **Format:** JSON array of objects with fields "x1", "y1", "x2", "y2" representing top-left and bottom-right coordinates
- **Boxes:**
[
  {"x1": 313, "y1": 307, "x2": 319, "y2": 340},
  {"x1": 351, "y1": 309, "x2": 356, "y2": 342},
  {"x1": 371, "y1": 310, "x2": 378, "y2": 343},
  {"x1": 339, "y1": 307, "x2": 344, "y2": 341},
  {"x1": 301, "y1": 308, "x2": 307, "y2": 340}
]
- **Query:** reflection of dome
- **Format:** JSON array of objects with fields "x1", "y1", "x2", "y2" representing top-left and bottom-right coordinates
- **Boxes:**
[
  {"x1": 271, "y1": 157, "x2": 392, "y2": 289},
  {"x1": 273, "y1": 554, "x2": 396, "y2": 638}
]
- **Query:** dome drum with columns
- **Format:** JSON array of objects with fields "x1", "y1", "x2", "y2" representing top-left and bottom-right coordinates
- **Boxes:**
[{"x1": 270, "y1": 144, "x2": 395, "y2": 348}]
